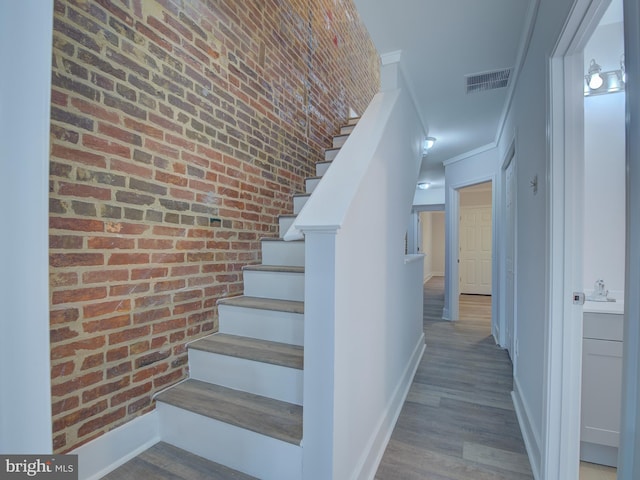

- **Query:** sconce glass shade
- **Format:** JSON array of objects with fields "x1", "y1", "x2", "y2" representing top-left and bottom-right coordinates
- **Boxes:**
[
  {"x1": 422, "y1": 137, "x2": 436, "y2": 154},
  {"x1": 587, "y1": 59, "x2": 603, "y2": 89},
  {"x1": 584, "y1": 55, "x2": 626, "y2": 97}
]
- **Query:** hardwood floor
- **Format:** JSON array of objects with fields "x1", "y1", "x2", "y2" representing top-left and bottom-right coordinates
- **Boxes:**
[
  {"x1": 102, "y1": 442, "x2": 257, "y2": 479},
  {"x1": 105, "y1": 277, "x2": 532, "y2": 479},
  {"x1": 375, "y1": 277, "x2": 533, "y2": 479}
]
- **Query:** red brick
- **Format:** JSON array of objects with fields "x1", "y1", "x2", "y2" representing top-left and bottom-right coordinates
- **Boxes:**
[
  {"x1": 51, "y1": 371, "x2": 104, "y2": 397},
  {"x1": 83, "y1": 134, "x2": 131, "y2": 158},
  {"x1": 133, "y1": 308, "x2": 171, "y2": 324},
  {"x1": 108, "y1": 253, "x2": 150, "y2": 265},
  {"x1": 52, "y1": 396, "x2": 80, "y2": 416},
  {"x1": 82, "y1": 269, "x2": 129, "y2": 284},
  {"x1": 108, "y1": 326, "x2": 150, "y2": 345},
  {"x1": 52, "y1": 286, "x2": 107, "y2": 305},
  {"x1": 51, "y1": 308, "x2": 80, "y2": 325},
  {"x1": 77, "y1": 407, "x2": 126, "y2": 437},
  {"x1": 70, "y1": 98, "x2": 120, "y2": 123},
  {"x1": 51, "y1": 144, "x2": 106, "y2": 168},
  {"x1": 131, "y1": 267, "x2": 168, "y2": 280},
  {"x1": 51, "y1": 337, "x2": 106, "y2": 360},
  {"x1": 52, "y1": 400, "x2": 108, "y2": 432},
  {"x1": 50, "y1": 218, "x2": 104, "y2": 233},
  {"x1": 50, "y1": 271, "x2": 79, "y2": 288},
  {"x1": 51, "y1": 361, "x2": 76, "y2": 379}
]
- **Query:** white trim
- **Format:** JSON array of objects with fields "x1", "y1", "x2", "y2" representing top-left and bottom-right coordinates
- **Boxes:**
[
  {"x1": 619, "y1": 0, "x2": 640, "y2": 477},
  {"x1": 445, "y1": 175, "x2": 497, "y2": 323},
  {"x1": 353, "y1": 335, "x2": 425, "y2": 480},
  {"x1": 73, "y1": 411, "x2": 160, "y2": 480},
  {"x1": 380, "y1": 50, "x2": 402, "y2": 65},
  {"x1": 495, "y1": 0, "x2": 541, "y2": 147},
  {"x1": 512, "y1": 376, "x2": 542, "y2": 480},
  {"x1": 545, "y1": 1, "x2": 610, "y2": 479},
  {"x1": 442, "y1": 142, "x2": 496, "y2": 167},
  {"x1": 0, "y1": 0, "x2": 54, "y2": 454}
]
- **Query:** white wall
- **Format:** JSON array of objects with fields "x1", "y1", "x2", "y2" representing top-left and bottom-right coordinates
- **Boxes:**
[
  {"x1": 583, "y1": 21, "x2": 626, "y2": 296},
  {"x1": 0, "y1": 0, "x2": 55, "y2": 453},
  {"x1": 431, "y1": 212, "x2": 446, "y2": 275},
  {"x1": 413, "y1": 185, "x2": 445, "y2": 206},
  {"x1": 420, "y1": 211, "x2": 445, "y2": 279},
  {"x1": 495, "y1": 0, "x2": 579, "y2": 475},
  {"x1": 443, "y1": 147, "x2": 499, "y2": 321},
  {"x1": 420, "y1": 212, "x2": 433, "y2": 280},
  {"x1": 296, "y1": 61, "x2": 426, "y2": 479}
]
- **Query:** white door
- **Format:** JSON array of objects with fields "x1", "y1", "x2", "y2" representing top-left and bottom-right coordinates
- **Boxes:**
[
  {"x1": 459, "y1": 206, "x2": 492, "y2": 294},
  {"x1": 505, "y1": 157, "x2": 516, "y2": 358}
]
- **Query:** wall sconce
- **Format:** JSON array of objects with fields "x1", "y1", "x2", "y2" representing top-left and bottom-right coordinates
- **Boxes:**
[
  {"x1": 584, "y1": 56, "x2": 626, "y2": 97},
  {"x1": 417, "y1": 182, "x2": 430, "y2": 190},
  {"x1": 422, "y1": 137, "x2": 436, "y2": 155}
]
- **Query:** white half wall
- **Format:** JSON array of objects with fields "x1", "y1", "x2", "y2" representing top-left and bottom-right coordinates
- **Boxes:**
[{"x1": 0, "y1": 0, "x2": 55, "y2": 454}]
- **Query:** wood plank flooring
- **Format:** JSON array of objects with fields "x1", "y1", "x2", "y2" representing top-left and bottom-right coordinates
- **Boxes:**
[
  {"x1": 101, "y1": 442, "x2": 257, "y2": 480},
  {"x1": 375, "y1": 277, "x2": 533, "y2": 479}
]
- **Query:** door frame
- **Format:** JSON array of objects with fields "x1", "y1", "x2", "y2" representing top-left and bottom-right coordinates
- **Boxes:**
[
  {"x1": 445, "y1": 176, "x2": 498, "y2": 336},
  {"x1": 545, "y1": 0, "x2": 639, "y2": 478},
  {"x1": 500, "y1": 142, "x2": 517, "y2": 358}
]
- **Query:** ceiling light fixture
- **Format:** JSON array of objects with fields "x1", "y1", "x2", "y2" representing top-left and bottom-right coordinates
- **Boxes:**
[
  {"x1": 587, "y1": 59, "x2": 604, "y2": 89},
  {"x1": 584, "y1": 56, "x2": 626, "y2": 96},
  {"x1": 422, "y1": 137, "x2": 436, "y2": 155},
  {"x1": 417, "y1": 182, "x2": 430, "y2": 190}
]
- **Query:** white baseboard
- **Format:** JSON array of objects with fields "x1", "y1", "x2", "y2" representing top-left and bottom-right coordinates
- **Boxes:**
[
  {"x1": 72, "y1": 410, "x2": 160, "y2": 480},
  {"x1": 423, "y1": 273, "x2": 433, "y2": 283},
  {"x1": 352, "y1": 333, "x2": 426, "y2": 479},
  {"x1": 512, "y1": 376, "x2": 541, "y2": 480}
]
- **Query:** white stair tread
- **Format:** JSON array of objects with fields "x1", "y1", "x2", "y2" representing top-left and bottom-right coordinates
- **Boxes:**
[
  {"x1": 156, "y1": 379, "x2": 302, "y2": 445},
  {"x1": 189, "y1": 333, "x2": 303, "y2": 370}
]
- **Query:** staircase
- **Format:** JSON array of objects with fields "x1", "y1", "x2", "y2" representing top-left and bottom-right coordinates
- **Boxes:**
[{"x1": 153, "y1": 118, "x2": 359, "y2": 480}]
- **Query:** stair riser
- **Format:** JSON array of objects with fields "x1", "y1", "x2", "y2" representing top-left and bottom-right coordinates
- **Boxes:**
[
  {"x1": 333, "y1": 134, "x2": 348, "y2": 148},
  {"x1": 243, "y1": 270, "x2": 304, "y2": 302},
  {"x1": 305, "y1": 177, "x2": 320, "y2": 194},
  {"x1": 218, "y1": 304, "x2": 304, "y2": 346},
  {"x1": 188, "y1": 350, "x2": 303, "y2": 405},
  {"x1": 293, "y1": 195, "x2": 308, "y2": 214},
  {"x1": 157, "y1": 404, "x2": 302, "y2": 480},
  {"x1": 316, "y1": 162, "x2": 331, "y2": 177},
  {"x1": 278, "y1": 216, "x2": 295, "y2": 238},
  {"x1": 340, "y1": 124, "x2": 355, "y2": 135},
  {"x1": 261, "y1": 240, "x2": 305, "y2": 267},
  {"x1": 325, "y1": 149, "x2": 339, "y2": 162}
]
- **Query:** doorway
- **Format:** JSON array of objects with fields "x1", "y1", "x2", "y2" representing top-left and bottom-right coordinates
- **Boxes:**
[
  {"x1": 456, "y1": 182, "x2": 493, "y2": 337},
  {"x1": 546, "y1": 0, "x2": 635, "y2": 478}
]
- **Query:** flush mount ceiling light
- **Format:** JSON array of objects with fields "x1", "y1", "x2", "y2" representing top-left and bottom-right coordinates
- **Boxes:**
[
  {"x1": 417, "y1": 182, "x2": 430, "y2": 190},
  {"x1": 422, "y1": 137, "x2": 436, "y2": 155},
  {"x1": 584, "y1": 56, "x2": 627, "y2": 97}
]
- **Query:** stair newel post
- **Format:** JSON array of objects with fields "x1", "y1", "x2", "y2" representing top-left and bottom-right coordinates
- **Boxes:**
[{"x1": 300, "y1": 228, "x2": 339, "y2": 480}]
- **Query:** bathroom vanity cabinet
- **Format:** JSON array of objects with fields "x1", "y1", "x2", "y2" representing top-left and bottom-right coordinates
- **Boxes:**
[{"x1": 580, "y1": 311, "x2": 623, "y2": 467}]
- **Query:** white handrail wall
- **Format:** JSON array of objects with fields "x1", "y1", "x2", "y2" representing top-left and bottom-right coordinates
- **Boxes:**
[{"x1": 298, "y1": 61, "x2": 426, "y2": 479}]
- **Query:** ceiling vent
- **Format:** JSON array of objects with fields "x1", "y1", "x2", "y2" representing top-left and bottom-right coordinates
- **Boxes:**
[{"x1": 465, "y1": 68, "x2": 512, "y2": 94}]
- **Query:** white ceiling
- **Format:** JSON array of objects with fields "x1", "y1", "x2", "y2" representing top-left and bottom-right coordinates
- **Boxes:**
[{"x1": 353, "y1": 0, "x2": 534, "y2": 188}]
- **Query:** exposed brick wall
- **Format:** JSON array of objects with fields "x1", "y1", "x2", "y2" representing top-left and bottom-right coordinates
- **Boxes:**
[{"x1": 49, "y1": 0, "x2": 379, "y2": 452}]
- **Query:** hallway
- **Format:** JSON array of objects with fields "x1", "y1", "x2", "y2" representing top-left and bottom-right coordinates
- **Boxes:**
[{"x1": 375, "y1": 277, "x2": 533, "y2": 479}]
